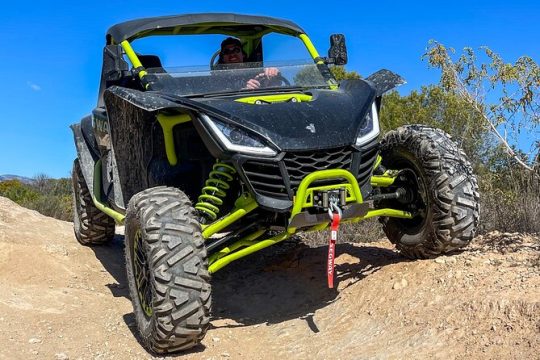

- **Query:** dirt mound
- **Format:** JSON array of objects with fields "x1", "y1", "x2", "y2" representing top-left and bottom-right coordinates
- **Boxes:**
[{"x1": 0, "y1": 196, "x2": 538, "y2": 359}]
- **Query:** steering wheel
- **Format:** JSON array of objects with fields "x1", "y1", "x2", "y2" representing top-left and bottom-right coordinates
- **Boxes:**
[
  {"x1": 210, "y1": 49, "x2": 221, "y2": 69},
  {"x1": 257, "y1": 73, "x2": 291, "y2": 88}
]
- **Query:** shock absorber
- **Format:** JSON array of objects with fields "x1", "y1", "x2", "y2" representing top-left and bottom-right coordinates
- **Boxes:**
[{"x1": 195, "y1": 161, "x2": 236, "y2": 223}]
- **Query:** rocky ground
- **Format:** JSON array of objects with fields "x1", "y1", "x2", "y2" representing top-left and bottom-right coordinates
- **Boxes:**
[{"x1": 0, "y1": 196, "x2": 538, "y2": 359}]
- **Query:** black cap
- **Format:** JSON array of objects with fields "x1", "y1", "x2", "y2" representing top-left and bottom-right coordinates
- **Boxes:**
[{"x1": 220, "y1": 37, "x2": 242, "y2": 50}]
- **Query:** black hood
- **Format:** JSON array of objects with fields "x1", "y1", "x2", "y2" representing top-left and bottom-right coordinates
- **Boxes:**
[{"x1": 191, "y1": 79, "x2": 377, "y2": 151}]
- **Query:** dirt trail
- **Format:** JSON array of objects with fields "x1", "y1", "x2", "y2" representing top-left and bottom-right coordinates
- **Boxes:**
[{"x1": 0, "y1": 196, "x2": 538, "y2": 359}]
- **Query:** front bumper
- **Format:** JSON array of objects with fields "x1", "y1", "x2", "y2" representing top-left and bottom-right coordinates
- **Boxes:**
[{"x1": 232, "y1": 137, "x2": 379, "y2": 212}]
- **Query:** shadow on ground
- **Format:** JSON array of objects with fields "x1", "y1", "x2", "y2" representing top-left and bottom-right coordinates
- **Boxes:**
[
  {"x1": 211, "y1": 240, "x2": 408, "y2": 327},
  {"x1": 90, "y1": 234, "x2": 130, "y2": 298},
  {"x1": 89, "y1": 233, "x2": 408, "y2": 353}
]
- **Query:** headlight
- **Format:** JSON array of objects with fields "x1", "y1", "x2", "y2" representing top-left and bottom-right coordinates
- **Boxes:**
[
  {"x1": 355, "y1": 103, "x2": 380, "y2": 146},
  {"x1": 200, "y1": 114, "x2": 277, "y2": 156}
]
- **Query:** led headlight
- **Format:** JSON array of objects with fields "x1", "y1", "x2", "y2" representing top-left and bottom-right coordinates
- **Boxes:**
[
  {"x1": 355, "y1": 103, "x2": 380, "y2": 146},
  {"x1": 200, "y1": 114, "x2": 277, "y2": 156}
]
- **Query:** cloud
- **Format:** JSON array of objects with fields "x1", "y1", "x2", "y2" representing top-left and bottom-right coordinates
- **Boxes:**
[{"x1": 27, "y1": 81, "x2": 41, "y2": 91}]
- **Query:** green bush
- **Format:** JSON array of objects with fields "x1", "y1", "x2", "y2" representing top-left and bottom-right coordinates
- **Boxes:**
[
  {"x1": 0, "y1": 180, "x2": 40, "y2": 205},
  {"x1": 0, "y1": 177, "x2": 73, "y2": 222}
]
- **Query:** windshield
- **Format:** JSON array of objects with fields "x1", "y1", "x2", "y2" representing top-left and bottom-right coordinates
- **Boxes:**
[
  {"x1": 128, "y1": 32, "x2": 334, "y2": 97},
  {"x1": 146, "y1": 61, "x2": 331, "y2": 97}
]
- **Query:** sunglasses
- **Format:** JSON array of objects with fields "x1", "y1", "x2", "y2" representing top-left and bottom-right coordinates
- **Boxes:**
[{"x1": 222, "y1": 47, "x2": 242, "y2": 55}]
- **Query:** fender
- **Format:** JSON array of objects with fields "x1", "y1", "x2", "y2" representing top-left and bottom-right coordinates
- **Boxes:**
[
  {"x1": 365, "y1": 69, "x2": 406, "y2": 97},
  {"x1": 104, "y1": 86, "x2": 195, "y2": 112},
  {"x1": 70, "y1": 121, "x2": 99, "y2": 197}
]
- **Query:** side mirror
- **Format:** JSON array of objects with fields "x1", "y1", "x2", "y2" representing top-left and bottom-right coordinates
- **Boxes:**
[{"x1": 328, "y1": 34, "x2": 348, "y2": 65}]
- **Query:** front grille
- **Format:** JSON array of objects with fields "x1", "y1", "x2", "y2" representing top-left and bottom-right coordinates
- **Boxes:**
[
  {"x1": 241, "y1": 139, "x2": 382, "y2": 202},
  {"x1": 283, "y1": 148, "x2": 354, "y2": 190},
  {"x1": 242, "y1": 147, "x2": 359, "y2": 200},
  {"x1": 356, "y1": 141, "x2": 379, "y2": 188},
  {"x1": 242, "y1": 160, "x2": 288, "y2": 198}
]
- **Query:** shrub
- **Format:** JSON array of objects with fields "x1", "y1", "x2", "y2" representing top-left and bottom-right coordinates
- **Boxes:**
[{"x1": 0, "y1": 177, "x2": 73, "y2": 222}]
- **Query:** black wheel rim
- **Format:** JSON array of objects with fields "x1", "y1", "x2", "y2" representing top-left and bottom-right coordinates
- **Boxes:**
[
  {"x1": 133, "y1": 230, "x2": 153, "y2": 317},
  {"x1": 395, "y1": 167, "x2": 429, "y2": 229},
  {"x1": 381, "y1": 155, "x2": 430, "y2": 231}
]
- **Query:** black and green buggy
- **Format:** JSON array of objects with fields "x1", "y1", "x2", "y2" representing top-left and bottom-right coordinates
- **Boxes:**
[{"x1": 70, "y1": 13, "x2": 480, "y2": 353}]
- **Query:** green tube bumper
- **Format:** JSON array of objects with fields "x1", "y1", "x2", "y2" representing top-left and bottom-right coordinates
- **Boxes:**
[{"x1": 206, "y1": 169, "x2": 413, "y2": 273}]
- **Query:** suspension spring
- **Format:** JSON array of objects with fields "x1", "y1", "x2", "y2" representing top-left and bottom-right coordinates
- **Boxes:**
[{"x1": 195, "y1": 161, "x2": 236, "y2": 222}]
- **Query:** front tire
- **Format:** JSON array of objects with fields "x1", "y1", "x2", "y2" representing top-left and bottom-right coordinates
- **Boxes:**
[
  {"x1": 379, "y1": 125, "x2": 480, "y2": 258},
  {"x1": 125, "y1": 186, "x2": 211, "y2": 354}
]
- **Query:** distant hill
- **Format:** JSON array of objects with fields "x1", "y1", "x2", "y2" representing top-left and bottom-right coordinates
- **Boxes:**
[{"x1": 0, "y1": 174, "x2": 33, "y2": 184}]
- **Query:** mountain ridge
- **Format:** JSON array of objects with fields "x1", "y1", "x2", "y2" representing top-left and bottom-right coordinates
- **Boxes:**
[{"x1": 0, "y1": 174, "x2": 34, "y2": 183}]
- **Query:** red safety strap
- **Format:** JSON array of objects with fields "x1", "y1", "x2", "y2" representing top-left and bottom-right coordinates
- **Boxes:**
[{"x1": 327, "y1": 213, "x2": 341, "y2": 288}]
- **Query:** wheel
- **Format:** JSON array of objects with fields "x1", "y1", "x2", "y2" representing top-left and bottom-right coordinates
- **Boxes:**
[
  {"x1": 379, "y1": 125, "x2": 480, "y2": 258},
  {"x1": 72, "y1": 159, "x2": 115, "y2": 245},
  {"x1": 125, "y1": 186, "x2": 211, "y2": 354}
]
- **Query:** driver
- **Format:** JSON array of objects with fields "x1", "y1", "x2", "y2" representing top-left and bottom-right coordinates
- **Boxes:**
[{"x1": 218, "y1": 37, "x2": 281, "y2": 90}]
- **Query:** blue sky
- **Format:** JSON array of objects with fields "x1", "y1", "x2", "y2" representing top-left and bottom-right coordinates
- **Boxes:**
[{"x1": 0, "y1": 0, "x2": 538, "y2": 178}]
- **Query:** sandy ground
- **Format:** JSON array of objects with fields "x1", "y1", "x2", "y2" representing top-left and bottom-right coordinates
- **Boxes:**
[{"x1": 0, "y1": 196, "x2": 538, "y2": 359}]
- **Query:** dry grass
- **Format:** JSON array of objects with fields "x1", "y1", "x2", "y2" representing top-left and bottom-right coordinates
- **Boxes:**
[
  {"x1": 479, "y1": 171, "x2": 540, "y2": 234},
  {"x1": 300, "y1": 218, "x2": 385, "y2": 247}
]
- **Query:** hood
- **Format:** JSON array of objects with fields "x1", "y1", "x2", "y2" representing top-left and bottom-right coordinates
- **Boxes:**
[{"x1": 190, "y1": 79, "x2": 377, "y2": 151}]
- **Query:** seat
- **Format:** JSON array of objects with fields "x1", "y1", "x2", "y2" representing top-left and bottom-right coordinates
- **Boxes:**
[{"x1": 138, "y1": 54, "x2": 165, "y2": 72}]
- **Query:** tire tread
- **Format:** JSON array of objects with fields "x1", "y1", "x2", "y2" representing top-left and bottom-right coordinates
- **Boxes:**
[
  {"x1": 72, "y1": 159, "x2": 115, "y2": 245},
  {"x1": 125, "y1": 186, "x2": 210, "y2": 354},
  {"x1": 380, "y1": 125, "x2": 480, "y2": 258}
]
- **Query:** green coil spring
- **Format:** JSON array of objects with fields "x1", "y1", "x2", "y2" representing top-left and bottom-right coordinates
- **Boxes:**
[{"x1": 195, "y1": 161, "x2": 236, "y2": 222}]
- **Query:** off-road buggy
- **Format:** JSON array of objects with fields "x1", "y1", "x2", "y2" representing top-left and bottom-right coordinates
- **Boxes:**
[{"x1": 70, "y1": 13, "x2": 480, "y2": 353}]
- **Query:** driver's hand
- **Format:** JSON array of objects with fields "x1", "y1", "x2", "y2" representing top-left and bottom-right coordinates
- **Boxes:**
[
  {"x1": 246, "y1": 78, "x2": 261, "y2": 89},
  {"x1": 245, "y1": 68, "x2": 281, "y2": 89},
  {"x1": 263, "y1": 67, "x2": 280, "y2": 77}
]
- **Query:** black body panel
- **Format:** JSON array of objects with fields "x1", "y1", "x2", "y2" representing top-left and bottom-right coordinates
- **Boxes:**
[
  {"x1": 365, "y1": 69, "x2": 406, "y2": 96},
  {"x1": 80, "y1": 115, "x2": 100, "y2": 158},
  {"x1": 105, "y1": 80, "x2": 377, "y2": 153},
  {"x1": 103, "y1": 91, "x2": 214, "y2": 204},
  {"x1": 105, "y1": 86, "x2": 186, "y2": 111},
  {"x1": 194, "y1": 80, "x2": 376, "y2": 151},
  {"x1": 70, "y1": 122, "x2": 99, "y2": 198}
]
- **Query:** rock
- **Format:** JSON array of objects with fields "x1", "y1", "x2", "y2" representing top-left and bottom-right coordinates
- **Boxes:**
[
  {"x1": 435, "y1": 258, "x2": 446, "y2": 264},
  {"x1": 392, "y1": 279, "x2": 408, "y2": 290},
  {"x1": 28, "y1": 338, "x2": 42, "y2": 344},
  {"x1": 55, "y1": 353, "x2": 69, "y2": 360},
  {"x1": 212, "y1": 337, "x2": 221, "y2": 342},
  {"x1": 221, "y1": 352, "x2": 231, "y2": 358}
]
